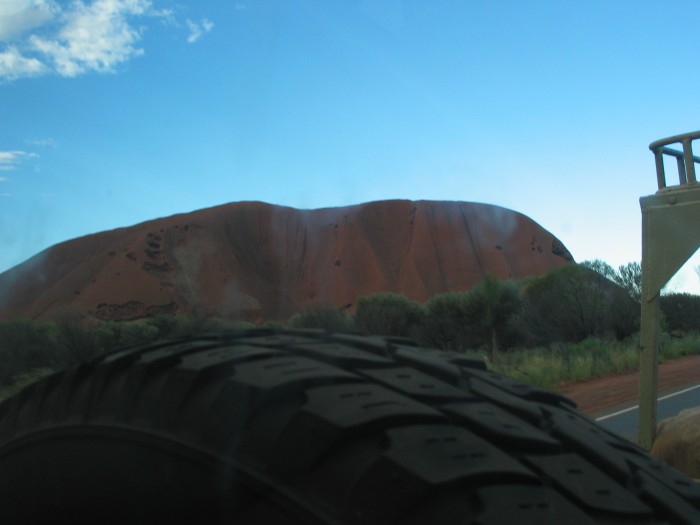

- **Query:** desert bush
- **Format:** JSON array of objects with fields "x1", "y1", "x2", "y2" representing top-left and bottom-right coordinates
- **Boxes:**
[
  {"x1": 146, "y1": 315, "x2": 183, "y2": 339},
  {"x1": 519, "y1": 265, "x2": 613, "y2": 344},
  {"x1": 51, "y1": 316, "x2": 103, "y2": 369},
  {"x1": 660, "y1": 293, "x2": 700, "y2": 334},
  {"x1": 660, "y1": 333, "x2": 700, "y2": 361},
  {"x1": 491, "y1": 337, "x2": 641, "y2": 391},
  {"x1": 145, "y1": 314, "x2": 222, "y2": 339},
  {"x1": 414, "y1": 292, "x2": 483, "y2": 352},
  {"x1": 97, "y1": 321, "x2": 160, "y2": 352},
  {"x1": 0, "y1": 319, "x2": 57, "y2": 385},
  {"x1": 286, "y1": 304, "x2": 355, "y2": 332},
  {"x1": 354, "y1": 292, "x2": 425, "y2": 337}
]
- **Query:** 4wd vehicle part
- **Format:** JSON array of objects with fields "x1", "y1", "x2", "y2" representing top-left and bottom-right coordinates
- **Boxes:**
[{"x1": 1, "y1": 329, "x2": 699, "y2": 524}]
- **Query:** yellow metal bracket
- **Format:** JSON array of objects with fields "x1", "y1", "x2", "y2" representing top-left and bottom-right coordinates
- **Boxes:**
[{"x1": 639, "y1": 131, "x2": 700, "y2": 450}]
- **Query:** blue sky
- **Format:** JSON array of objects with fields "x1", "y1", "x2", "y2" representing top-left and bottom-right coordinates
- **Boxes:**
[{"x1": 2, "y1": 0, "x2": 700, "y2": 292}]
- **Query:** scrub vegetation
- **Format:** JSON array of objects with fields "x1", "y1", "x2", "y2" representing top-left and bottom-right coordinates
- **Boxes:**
[{"x1": 2, "y1": 261, "x2": 700, "y2": 400}]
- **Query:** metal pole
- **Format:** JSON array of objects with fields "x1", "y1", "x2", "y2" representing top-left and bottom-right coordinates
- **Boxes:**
[
  {"x1": 683, "y1": 138, "x2": 697, "y2": 184},
  {"x1": 653, "y1": 150, "x2": 666, "y2": 189},
  {"x1": 638, "y1": 291, "x2": 660, "y2": 449}
]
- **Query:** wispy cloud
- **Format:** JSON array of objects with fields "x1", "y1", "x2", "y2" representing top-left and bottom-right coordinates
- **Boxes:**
[
  {"x1": 0, "y1": 0, "x2": 172, "y2": 81},
  {"x1": 186, "y1": 18, "x2": 213, "y2": 44},
  {"x1": 0, "y1": 45, "x2": 47, "y2": 80},
  {"x1": 0, "y1": 150, "x2": 38, "y2": 170},
  {"x1": 27, "y1": 138, "x2": 56, "y2": 148}
]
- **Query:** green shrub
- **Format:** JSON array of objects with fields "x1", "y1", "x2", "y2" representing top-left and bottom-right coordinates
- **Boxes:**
[
  {"x1": 354, "y1": 292, "x2": 425, "y2": 338},
  {"x1": 661, "y1": 293, "x2": 700, "y2": 334},
  {"x1": 661, "y1": 333, "x2": 700, "y2": 361},
  {"x1": 286, "y1": 305, "x2": 355, "y2": 332},
  {"x1": 0, "y1": 319, "x2": 57, "y2": 385},
  {"x1": 491, "y1": 337, "x2": 641, "y2": 391},
  {"x1": 414, "y1": 292, "x2": 482, "y2": 352}
]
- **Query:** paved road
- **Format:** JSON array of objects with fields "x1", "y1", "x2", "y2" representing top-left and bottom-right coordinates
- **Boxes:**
[{"x1": 596, "y1": 384, "x2": 700, "y2": 443}]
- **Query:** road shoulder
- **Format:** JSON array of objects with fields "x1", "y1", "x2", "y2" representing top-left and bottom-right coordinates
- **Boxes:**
[{"x1": 560, "y1": 354, "x2": 700, "y2": 417}]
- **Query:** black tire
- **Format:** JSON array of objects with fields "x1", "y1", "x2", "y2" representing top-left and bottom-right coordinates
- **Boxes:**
[{"x1": 1, "y1": 329, "x2": 699, "y2": 524}]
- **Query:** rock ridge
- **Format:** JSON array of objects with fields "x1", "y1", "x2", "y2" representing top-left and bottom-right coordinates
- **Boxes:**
[{"x1": 0, "y1": 200, "x2": 573, "y2": 322}]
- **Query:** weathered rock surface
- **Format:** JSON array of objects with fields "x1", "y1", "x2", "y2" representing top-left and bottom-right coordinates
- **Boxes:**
[
  {"x1": 0, "y1": 200, "x2": 573, "y2": 322},
  {"x1": 651, "y1": 406, "x2": 700, "y2": 478}
]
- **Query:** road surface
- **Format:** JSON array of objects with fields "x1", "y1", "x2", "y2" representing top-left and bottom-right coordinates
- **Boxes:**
[{"x1": 596, "y1": 383, "x2": 700, "y2": 442}]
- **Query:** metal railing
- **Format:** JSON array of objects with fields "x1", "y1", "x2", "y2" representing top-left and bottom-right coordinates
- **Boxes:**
[{"x1": 649, "y1": 131, "x2": 700, "y2": 190}]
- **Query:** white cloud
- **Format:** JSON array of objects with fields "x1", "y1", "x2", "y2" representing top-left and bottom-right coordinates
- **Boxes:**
[
  {"x1": 0, "y1": 45, "x2": 47, "y2": 79},
  {"x1": 29, "y1": 0, "x2": 154, "y2": 77},
  {"x1": 0, "y1": 1, "x2": 213, "y2": 81},
  {"x1": 0, "y1": 0, "x2": 177, "y2": 81},
  {"x1": 186, "y1": 18, "x2": 213, "y2": 44},
  {"x1": 0, "y1": 0, "x2": 60, "y2": 42},
  {"x1": 0, "y1": 150, "x2": 38, "y2": 170},
  {"x1": 0, "y1": 193, "x2": 10, "y2": 197},
  {"x1": 0, "y1": 176, "x2": 7, "y2": 182}
]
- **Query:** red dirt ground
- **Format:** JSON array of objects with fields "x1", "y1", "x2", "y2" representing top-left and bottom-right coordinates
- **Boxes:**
[{"x1": 561, "y1": 354, "x2": 700, "y2": 417}]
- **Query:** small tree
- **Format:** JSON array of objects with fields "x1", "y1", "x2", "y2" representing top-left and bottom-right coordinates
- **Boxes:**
[
  {"x1": 617, "y1": 262, "x2": 642, "y2": 303},
  {"x1": 469, "y1": 275, "x2": 521, "y2": 360},
  {"x1": 582, "y1": 259, "x2": 641, "y2": 303}
]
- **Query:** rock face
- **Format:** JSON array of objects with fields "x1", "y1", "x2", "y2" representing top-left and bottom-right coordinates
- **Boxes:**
[
  {"x1": 0, "y1": 200, "x2": 573, "y2": 322},
  {"x1": 651, "y1": 407, "x2": 700, "y2": 478}
]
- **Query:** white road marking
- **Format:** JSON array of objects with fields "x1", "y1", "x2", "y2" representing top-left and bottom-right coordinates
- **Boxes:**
[{"x1": 595, "y1": 383, "x2": 700, "y2": 422}]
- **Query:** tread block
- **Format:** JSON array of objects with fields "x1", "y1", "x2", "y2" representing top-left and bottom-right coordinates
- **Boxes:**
[
  {"x1": 233, "y1": 356, "x2": 360, "y2": 392},
  {"x1": 328, "y1": 333, "x2": 395, "y2": 357},
  {"x1": 415, "y1": 348, "x2": 488, "y2": 371},
  {"x1": 394, "y1": 347, "x2": 465, "y2": 386},
  {"x1": 234, "y1": 332, "x2": 325, "y2": 349},
  {"x1": 301, "y1": 383, "x2": 443, "y2": 433},
  {"x1": 477, "y1": 485, "x2": 598, "y2": 525},
  {"x1": 100, "y1": 337, "x2": 188, "y2": 364},
  {"x1": 443, "y1": 401, "x2": 560, "y2": 451},
  {"x1": 249, "y1": 384, "x2": 443, "y2": 479},
  {"x1": 337, "y1": 424, "x2": 537, "y2": 525},
  {"x1": 381, "y1": 424, "x2": 537, "y2": 486},
  {"x1": 525, "y1": 453, "x2": 652, "y2": 515},
  {"x1": 466, "y1": 368, "x2": 576, "y2": 407},
  {"x1": 469, "y1": 377, "x2": 546, "y2": 423},
  {"x1": 178, "y1": 345, "x2": 284, "y2": 372},
  {"x1": 358, "y1": 367, "x2": 474, "y2": 401},
  {"x1": 289, "y1": 342, "x2": 395, "y2": 368},
  {"x1": 635, "y1": 469, "x2": 700, "y2": 525},
  {"x1": 615, "y1": 442, "x2": 700, "y2": 504},
  {"x1": 543, "y1": 405, "x2": 634, "y2": 479}
]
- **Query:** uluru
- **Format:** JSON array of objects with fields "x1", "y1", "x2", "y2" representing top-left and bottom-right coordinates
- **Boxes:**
[{"x1": 0, "y1": 200, "x2": 573, "y2": 322}]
